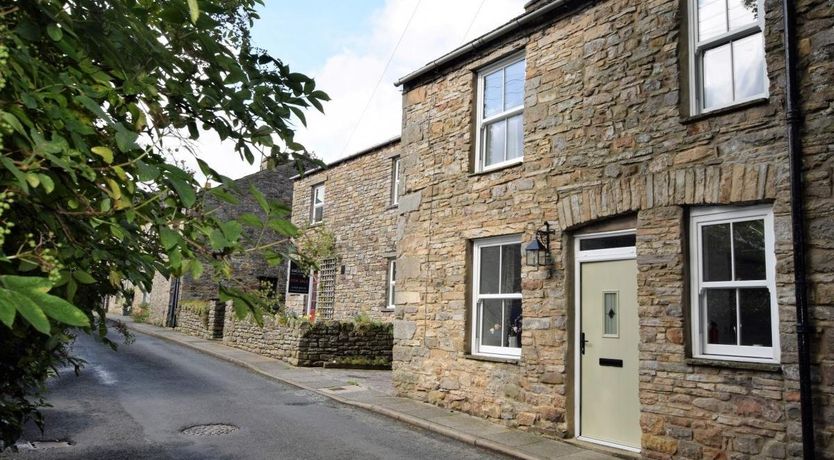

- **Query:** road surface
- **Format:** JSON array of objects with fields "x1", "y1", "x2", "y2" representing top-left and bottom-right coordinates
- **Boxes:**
[{"x1": 7, "y1": 330, "x2": 506, "y2": 460}]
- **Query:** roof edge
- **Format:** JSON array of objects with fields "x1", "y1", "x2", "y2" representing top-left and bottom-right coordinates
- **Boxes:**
[
  {"x1": 393, "y1": 0, "x2": 571, "y2": 87},
  {"x1": 290, "y1": 136, "x2": 401, "y2": 181}
]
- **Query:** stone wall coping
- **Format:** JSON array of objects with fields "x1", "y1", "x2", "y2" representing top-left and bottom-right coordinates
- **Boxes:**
[{"x1": 684, "y1": 358, "x2": 783, "y2": 373}]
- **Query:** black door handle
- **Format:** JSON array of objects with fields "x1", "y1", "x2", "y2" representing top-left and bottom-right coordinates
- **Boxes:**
[{"x1": 580, "y1": 332, "x2": 589, "y2": 355}]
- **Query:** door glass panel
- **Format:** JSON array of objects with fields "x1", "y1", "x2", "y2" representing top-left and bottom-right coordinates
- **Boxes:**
[
  {"x1": 579, "y1": 234, "x2": 636, "y2": 251},
  {"x1": 500, "y1": 244, "x2": 521, "y2": 294},
  {"x1": 503, "y1": 60, "x2": 525, "y2": 110},
  {"x1": 739, "y1": 288, "x2": 772, "y2": 346},
  {"x1": 702, "y1": 223, "x2": 732, "y2": 281},
  {"x1": 703, "y1": 43, "x2": 733, "y2": 109},
  {"x1": 504, "y1": 299, "x2": 522, "y2": 347},
  {"x1": 705, "y1": 288, "x2": 737, "y2": 345},
  {"x1": 733, "y1": 218, "x2": 766, "y2": 280},
  {"x1": 485, "y1": 120, "x2": 505, "y2": 167},
  {"x1": 732, "y1": 33, "x2": 766, "y2": 101},
  {"x1": 698, "y1": 0, "x2": 727, "y2": 41},
  {"x1": 483, "y1": 70, "x2": 503, "y2": 118},
  {"x1": 603, "y1": 292, "x2": 618, "y2": 336},
  {"x1": 481, "y1": 299, "x2": 503, "y2": 347}
]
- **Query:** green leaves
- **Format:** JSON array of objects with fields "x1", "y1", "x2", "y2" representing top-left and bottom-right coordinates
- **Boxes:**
[
  {"x1": 187, "y1": 0, "x2": 200, "y2": 23},
  {"x1": 91, "y1": 146, "x2": 114, "y2": 164},
  {"x1": 46, "y1": 24, "x2": 63, "y2": 41},
  {"x1": 0, "y1": 276, "x2": 91, "y2": 334}
]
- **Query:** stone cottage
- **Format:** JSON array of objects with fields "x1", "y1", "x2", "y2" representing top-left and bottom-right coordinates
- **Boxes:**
[
  {"x1": 286, "y1": 137, "x2": 401, "y2": 322},
  {"x1": 172, "y1": 162, "x2": 298, "y2": 337},
  {"x1": 390, "y1": 0, "x2": 833, "y2": 458}
]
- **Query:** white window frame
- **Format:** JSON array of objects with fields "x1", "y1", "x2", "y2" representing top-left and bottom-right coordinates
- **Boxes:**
[
  {"x1": 471, "y1": 235, "x2": 522, "y2": 359},
  {"x1": 386, "y1": 259, "x2": 396, "y2": 310},
  {"x1": 688, "y1": 0, "x2": 768, "y2": 114},
  {"x1": 475, "y1": 54, "x2": 525, "y2": 173},
  {"x1": 390, "y1": 157, "x2": 401, "y2": 206},
  {"x1": 310, "y1": 183, "x2": 324, "y2": 224},
  {"x1": 689, "y1": 205, "x2": 779, "y2": 363}
]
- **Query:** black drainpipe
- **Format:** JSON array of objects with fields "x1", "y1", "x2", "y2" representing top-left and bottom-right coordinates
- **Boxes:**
[{"x1": 782, "y1": 0, "x2": 815, "y2": 457}]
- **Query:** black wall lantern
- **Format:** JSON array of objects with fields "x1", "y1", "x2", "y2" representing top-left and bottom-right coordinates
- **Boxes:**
[{"x1": 525, "y1": 222, "x2": 554, "y2": 267}]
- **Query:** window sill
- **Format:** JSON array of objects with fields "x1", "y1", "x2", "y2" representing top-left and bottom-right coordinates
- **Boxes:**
[
  {"x1": 685, "y1": 357, "x2": 781, "y2": 373},
  {"x1": 469, "y1": 159, "x2": 523, "y2": 177},
  {"x1": 464, "y1": 353, "x2": 520, "y2": 365},
  {"x1": 680, "y1": 97, "x2": 769, "y2": 124},
  {"x1": 381, "y1": 308, "x2": 395, "y2": 313},
  {"x1": 385, "y1": 204, "x2": 399, "y2": 211}
]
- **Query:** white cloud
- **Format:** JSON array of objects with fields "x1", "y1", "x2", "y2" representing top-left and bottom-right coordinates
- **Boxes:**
[
  {"x1": 295, "y1": 0, "x2": 526, "y2": 163},
  {"x1": 179, "y1": 0, "x2": 526, "y2": 179}
]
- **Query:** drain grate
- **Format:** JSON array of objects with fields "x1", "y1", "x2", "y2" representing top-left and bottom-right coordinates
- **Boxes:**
[{"x1": 180, "y1": 423, "x2": 239, "y2": 437}]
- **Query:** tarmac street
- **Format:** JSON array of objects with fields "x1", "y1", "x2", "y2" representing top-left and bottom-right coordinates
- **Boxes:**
[{"x1": 6, "y1": 331, "x2": 507, "y2": 460}]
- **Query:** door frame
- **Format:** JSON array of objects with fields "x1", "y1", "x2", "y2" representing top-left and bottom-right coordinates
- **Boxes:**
[{"x1": 573, "y1": 229, "x2": 640, "y2": 453}]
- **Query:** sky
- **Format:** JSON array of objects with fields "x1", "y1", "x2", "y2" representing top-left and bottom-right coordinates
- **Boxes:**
[{"x1": 186, "y1": 0, "x2": 527, "y2": 180}]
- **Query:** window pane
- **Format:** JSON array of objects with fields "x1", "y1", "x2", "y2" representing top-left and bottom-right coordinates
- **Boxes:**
[
  {"x1": 698, "y1": 0, "x2": 727, "y2": 41},
  {"x1": 483, "y1": 70, "x2": 503, "y2": 118},
  {"x1": 506, "y1": 115, "x2": 523, "y2": 161},
  {"x1": 579, "y1": 234, "x2": 636, "y2": 251},
  {"x1": 481, "y1": 299, "x2": 503, "y2": 347},
  {"x1": 703, "y1": 43, "x2": 733, "y2": 109},
  {"x1": 733, "y1": 33, "x2": 767, "y2": 100},
  {"x1": 728, "y1": 0, "x2": 757, "y2": 29},
  {"x1": 484, "y1": 120, "x2": 506, "y2": 167},
  {"x1": 705, "y1": 288, "x2": 737, "y2": 345},
  {"x1": 313, "y1": 206, "x2": 323, "y2": 222},
  {"x1": 702, "y1": 223, "x2": 732, "y2": 281},
  {"x1": 739, "y1": 288, "x2": 772, "y2": 346},
  {"x1": 504, "y1": 299, "x2": 522, "y2": 348},
  {"x1": 503, "y1": 60, "x2": 525, "y2": 110},
  {"x1": 479, "y1": 245, "x2": 500, "y2": 294},
  {"x1": 501, "y1": 243, "x2": 521, "y2": 294},
  {"x1": 733, "y1": 218, "x2": 766, "y2": 280}
]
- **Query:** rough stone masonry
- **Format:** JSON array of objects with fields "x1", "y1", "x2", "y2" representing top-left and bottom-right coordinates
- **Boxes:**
[{"x1": 392, "y1": 0, "x2": 834, "y2": 458}]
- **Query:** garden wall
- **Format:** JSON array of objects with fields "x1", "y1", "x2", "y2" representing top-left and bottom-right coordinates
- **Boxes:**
[
  {"x1": 222, "y1": 309, "x2": 393, "y2": 367},
  {"x1": 175, "y1": 301, "x2": 225, "y2": 339}
]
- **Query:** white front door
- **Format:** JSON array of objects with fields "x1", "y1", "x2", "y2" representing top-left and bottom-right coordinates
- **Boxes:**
[{"x1": 576, "y1": 233, "x2": 640, "y2": 451}]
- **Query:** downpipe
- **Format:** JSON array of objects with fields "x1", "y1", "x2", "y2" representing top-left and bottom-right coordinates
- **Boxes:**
[{"x1": 781, "y1": 0, "x2": 815, "y2": 457}]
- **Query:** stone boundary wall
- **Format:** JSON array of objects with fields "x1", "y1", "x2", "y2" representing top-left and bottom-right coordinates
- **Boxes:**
[
  {"x1": 175, "y1": 302, "x2": 226, "y2": 339},
  {"x1": 222, "y1": 308, "x2": 393, "y2": 367},
  {"x1": 175, "y1": 308, "x2": 211, "y2": 339}
]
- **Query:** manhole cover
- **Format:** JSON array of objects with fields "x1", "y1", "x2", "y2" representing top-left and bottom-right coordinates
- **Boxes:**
[{"x1": 180, "y1": 424, "x2": 239, "y2": 437}]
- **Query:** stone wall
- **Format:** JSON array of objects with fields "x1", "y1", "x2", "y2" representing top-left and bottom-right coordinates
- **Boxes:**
[
  {"x1": 222, "y1": 308, "x2": 393, "y2": 367},
  {"x1": 288, "y1": 139, "x2": 400, "y2": 321},
  {"x1": 175, "y1": 307, "x2": 211, "y2": 339},
  {"x1": 393, "y1": 0, "x2": 833, "y2": 458},
  {"x1": 174, "y1": 301, "x2": 226, "y2": 339}
]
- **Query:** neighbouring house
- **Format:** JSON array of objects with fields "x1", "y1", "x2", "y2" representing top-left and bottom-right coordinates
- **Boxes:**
[
  {"x1": 172, "y1": 163, "x2": 297, "y2": 338},
  {"x1": 105, "y1": 272, "x2": 171, "y2": 326},
  {"x1": 285, "y1": 137, "x2": 401, "y2": 322},
  {"x1": 388, "y1": 0, "x2": 833, "y2": 458}
]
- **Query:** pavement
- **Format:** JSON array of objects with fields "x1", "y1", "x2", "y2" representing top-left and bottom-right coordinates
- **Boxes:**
[{"x1": 111, "y1": 316, "x2": 626, "y2": 460}]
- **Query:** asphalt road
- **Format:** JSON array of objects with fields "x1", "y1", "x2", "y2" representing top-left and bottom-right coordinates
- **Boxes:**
[{"x1": 6, "y1": 331, "x2": 506, "y2": 460}]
